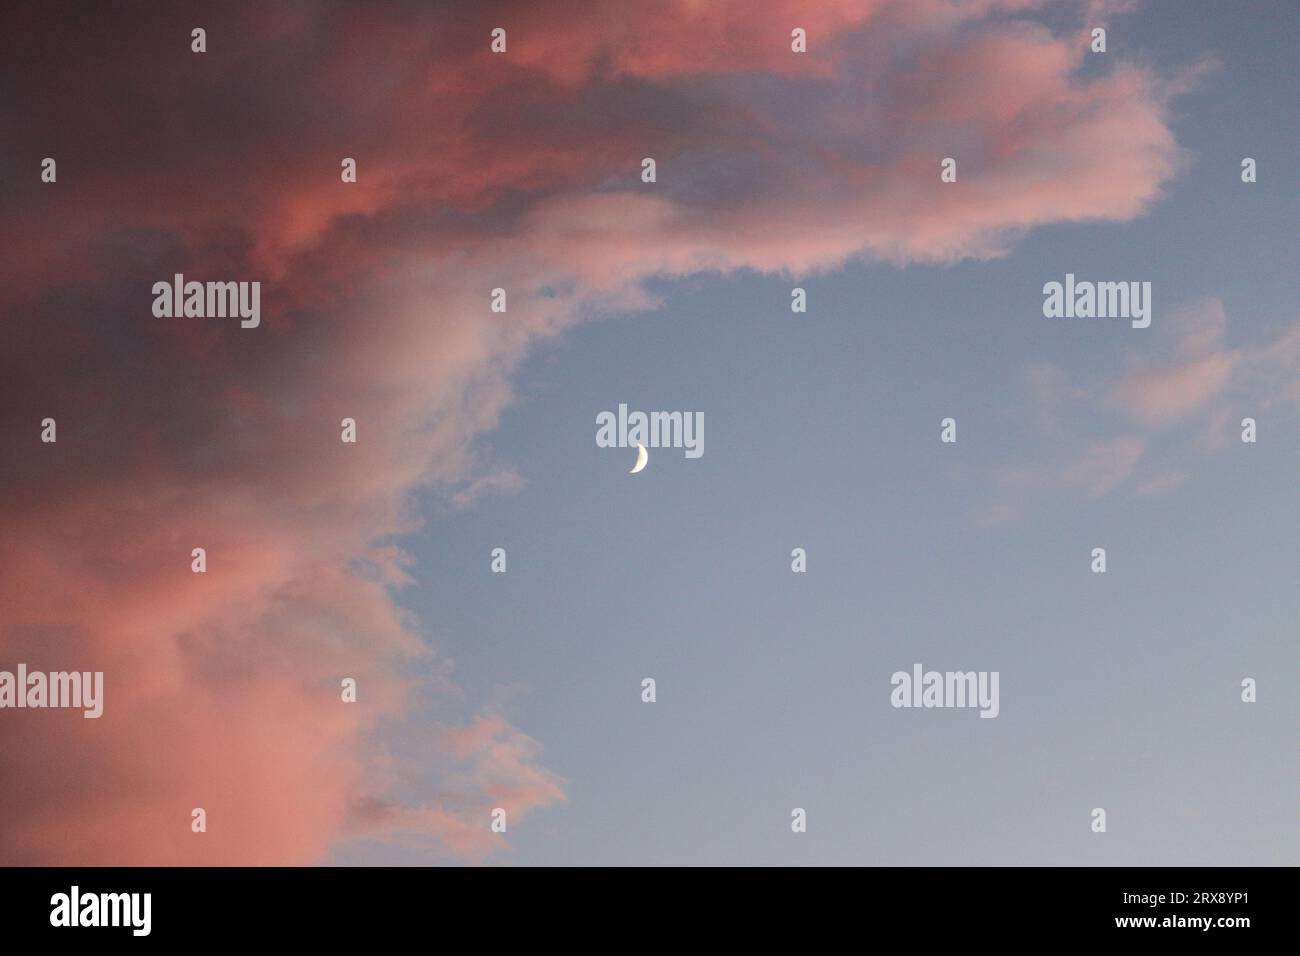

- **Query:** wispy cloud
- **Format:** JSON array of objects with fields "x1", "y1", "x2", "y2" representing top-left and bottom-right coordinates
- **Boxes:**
[{"x1": 987, "y1": 299, "x2": 1300, "y2": 520}]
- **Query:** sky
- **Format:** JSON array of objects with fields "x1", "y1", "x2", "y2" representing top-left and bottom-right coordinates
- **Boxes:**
[{"x1": 0, "y1": 0, "x2": 1296, "y2": 866}]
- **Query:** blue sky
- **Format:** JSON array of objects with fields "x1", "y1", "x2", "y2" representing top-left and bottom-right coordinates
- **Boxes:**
[
  {"x1": 5, "y1": 0, "x2": 1294, "y2": 867},
  {"x1": 331, "y1": 2, "x2": 1300, "y2": 865}
]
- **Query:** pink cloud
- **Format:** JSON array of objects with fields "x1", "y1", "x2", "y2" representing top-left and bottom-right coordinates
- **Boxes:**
[
  {"x1": 1108, "y1": 301, "x2": 1236, "y2": 427},
  {"x1": 1136, "y1": 471, "x2": 1187, "y2": 496},
  {"x1": 1059, "y1": 435, "x2": 1147, "y2": 498},
  {"x1": 994, "y1": 299, "x2": 1300, "y2": 517},
  {"x1": 1108, "y1": 299, "x2": 1300, "y2": 431},
  {"x1": 351, "y1": 715, "x2": 567, "y2": 860},
  {"x1": 1111, "y1": 353, "x2": 1236, "y2": 428},
  {"x1": 999, "y1": 434, "x2": 1146, "y2": 500},
  {"x1": 0, "y1": 0, "x2": 1196, "y2": 863}
]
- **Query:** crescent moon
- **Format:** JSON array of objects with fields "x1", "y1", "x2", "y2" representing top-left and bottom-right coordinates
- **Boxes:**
[{"x1": 629, "y1": 442, "x2": 648, "y2": 474}]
